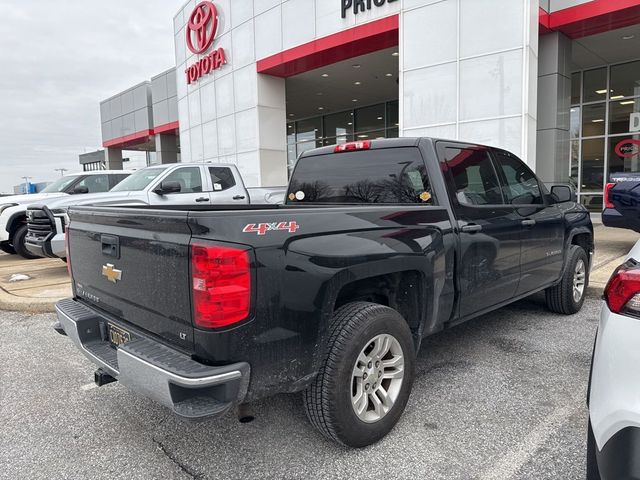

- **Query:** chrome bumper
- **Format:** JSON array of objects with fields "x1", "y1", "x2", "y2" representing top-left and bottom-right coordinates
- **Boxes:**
[{"x1": 55, "y1": 298, "x2": 250, "y2": 419}]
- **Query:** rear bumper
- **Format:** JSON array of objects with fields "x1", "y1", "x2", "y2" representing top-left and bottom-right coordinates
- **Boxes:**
[
  {"x1": 602, "y1": 208, "x2": 640, "y2": 232},
  {"x1": 55, "y1": 298, "x2": 250, "y2": 419}
]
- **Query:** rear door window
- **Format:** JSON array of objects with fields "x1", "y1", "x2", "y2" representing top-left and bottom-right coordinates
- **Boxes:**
[
  {"x1": 444, "y1": 147, "x2": 504, "y2": 205},
  {"x1": 492, "y1": 150, "x2": 543, "y2": 205},
  {"x1": 287, "y1": 148, "x2": 434, "y2": 204},
  {"x1": 108, "y1": 174, "x2": 130, "y2": 189},
  {"x1": 75, "y1": 174, "x2": 111, "y2": 193},
  {"x1": 208, "y1": 167, "x2": 236, "y2": 191},
  {"x1": 161, "y1": 167, "x2": 203, "y2": 193}
]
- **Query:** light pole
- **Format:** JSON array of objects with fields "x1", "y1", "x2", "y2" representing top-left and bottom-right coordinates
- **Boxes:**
[{"x1": 54, "y1": 168, "x2": 68, "y2": 177}]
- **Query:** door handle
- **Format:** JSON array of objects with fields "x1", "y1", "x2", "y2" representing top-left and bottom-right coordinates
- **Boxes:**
[
  {"x1": 233, "y1": 195, "x2": 246, "y2": 200},
  {"x1": 522, "y1": 219, "x2": 536, "y2": 227},
  {"x1": 195, "y1": 197, "x2": 209, "y2": 203},
  {"x1": 461, "y1": 224, "x2": 482, "y2": 233}
]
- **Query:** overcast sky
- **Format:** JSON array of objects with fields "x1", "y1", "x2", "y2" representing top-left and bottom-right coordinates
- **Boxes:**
[{"x1": 0, "y1": 1, "x2": 181, "y2": 193}]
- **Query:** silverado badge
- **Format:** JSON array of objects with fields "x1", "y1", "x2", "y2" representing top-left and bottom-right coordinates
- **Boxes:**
[{"x1": 101, "y1": 263, "x2": 122, "y2": 283}]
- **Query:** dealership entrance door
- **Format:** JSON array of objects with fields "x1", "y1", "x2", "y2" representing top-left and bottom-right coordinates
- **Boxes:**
[{"x1": 283, "y1": 47, "x2": 399, "y2": 174}]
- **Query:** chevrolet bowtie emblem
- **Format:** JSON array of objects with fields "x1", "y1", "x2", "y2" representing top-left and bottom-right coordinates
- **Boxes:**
[{"x1": 101, "y1": 263, "x2": 122, "y2": 283}]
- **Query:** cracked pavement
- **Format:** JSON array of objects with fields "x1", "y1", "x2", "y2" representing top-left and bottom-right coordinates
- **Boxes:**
[{"x1": 1, "y1": 291, "x2": 600, "y2": 480}]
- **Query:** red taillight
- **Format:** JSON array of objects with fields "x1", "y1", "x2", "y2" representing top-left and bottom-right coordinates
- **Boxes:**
[
  {"x1": 604, "y1": 262, "x2": 640, "y2": 315},
  {"x1": 604, "y1": 182, "x2": 615, "y2": 209},
  {"x1": 191, "y1": 243, "x2": 251, "y2": 329},
  {"x1": 64, "y1": 231, "x2": 71, "y2": 277},
  {"x1": 334, "y1": 141, "x2": 371, "y2": 153}
]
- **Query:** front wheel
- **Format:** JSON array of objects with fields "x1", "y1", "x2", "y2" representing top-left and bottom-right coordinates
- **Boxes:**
[
  {"x1": 12, "y1": 225, "x2": 40, "y2": 260},
  {"x1": 545, "y1": 245, "x2": 589, "y2": 314},
  {"x1": 303, "y1": 302, "x2": 416, "y2": 447}
]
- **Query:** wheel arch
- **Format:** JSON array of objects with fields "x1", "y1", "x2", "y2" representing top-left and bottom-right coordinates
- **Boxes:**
[{"x1": 6, "y1": 211, "x2": 27, "y2": 242}]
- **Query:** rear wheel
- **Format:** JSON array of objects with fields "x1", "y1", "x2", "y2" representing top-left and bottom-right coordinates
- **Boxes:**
[
  {"x1": 12, "y1": 225, "x2": 39, "y2": 259},
  {"x1": 303, "y1": 302, "x2": 415, "y2": 447},
  {"x1": 545, "y1": 245, "x2": 588, "y2": 314}
]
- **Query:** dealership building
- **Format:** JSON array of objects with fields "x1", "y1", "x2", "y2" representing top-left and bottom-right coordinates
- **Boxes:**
[{"x1": 96, "y1": 0, "x2": 640, "y2": 210}]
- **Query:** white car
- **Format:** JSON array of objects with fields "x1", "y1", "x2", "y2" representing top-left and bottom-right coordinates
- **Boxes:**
[
  {"x1": 0, "y1": 171, "x2": 131, "y2": 258},
  {"x1": 588, "y1": 239, "x2": 640, "y2": 479},
  {"x1": 24, "y1": 163, "x2": 285, "y2": 260}
]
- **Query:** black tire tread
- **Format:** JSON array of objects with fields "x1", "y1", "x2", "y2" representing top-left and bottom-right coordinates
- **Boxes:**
[
  {"x1": 303, "y1": 302, "x2": 406, "y2": 446},
  {"x1": 13, "y1": 224, "x2": 39, "y2": 260},
  {"x1": 545, "y1": 245, "x2": 588, "y2": 314}
]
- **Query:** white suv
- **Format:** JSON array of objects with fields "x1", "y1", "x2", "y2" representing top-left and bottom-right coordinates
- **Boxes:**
[
  {"x1": 0, "y1": 171, "x2": 130, "y2": 258},
  {"x1": 588, "y1": 239, "x2": 640, "y2": 479}
]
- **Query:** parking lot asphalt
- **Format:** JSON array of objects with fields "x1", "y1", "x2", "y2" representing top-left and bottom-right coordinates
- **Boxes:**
[{"x1": 1, "y1": 291, "x2": 599, "y2": 480}]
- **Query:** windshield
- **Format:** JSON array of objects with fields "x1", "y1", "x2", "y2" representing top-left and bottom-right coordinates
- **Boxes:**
[
  {"x1": 110, "y1": 167, "x2": 167, "y2": 192},
  {"x1": 41, "y1": 175, "x2": 83, "y2": 193}
]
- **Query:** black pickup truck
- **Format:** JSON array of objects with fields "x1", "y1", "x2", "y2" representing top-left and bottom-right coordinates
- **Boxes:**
[{"x1": 55, "y1": 138, "x2": 593, "y2": 447}]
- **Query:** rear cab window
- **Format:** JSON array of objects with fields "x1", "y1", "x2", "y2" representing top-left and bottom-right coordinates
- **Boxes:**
[
  {"x1": 287, "y1": 148, "x2": 434, "y2": 205},
  {"x1": 209, "y1": 167, "x2": 236, "y2": 191}
]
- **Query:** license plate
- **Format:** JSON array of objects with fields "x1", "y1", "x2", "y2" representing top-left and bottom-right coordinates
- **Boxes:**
[{"x1": 108, "y1": 323, "x2": 131, "y2": 346}]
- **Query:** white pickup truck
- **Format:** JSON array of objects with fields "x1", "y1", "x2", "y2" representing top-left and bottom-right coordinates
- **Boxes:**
[
  {"x1": 0, "y1": 170, "x2": 131, "y2": 258},
  {"x1": 25, "y1": 162, "x2": 285, "y2": 260}
]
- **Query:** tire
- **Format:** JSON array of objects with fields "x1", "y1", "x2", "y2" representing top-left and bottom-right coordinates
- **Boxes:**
[
  {"x1": 586, "y1": 420, "x2": 601, "y2": 480},
  {"x1": 0, "y1": 242, "x2": 16, "y2": 255},
  {"x1": 303, "y1": 301, "x2": 416, "y2": 447},
  {"x1": 12, "y1": 225, "x2": 40, "y2": 259},
  {"x1": 545, "y1": 245, "x2": 588, "y2": 314}
]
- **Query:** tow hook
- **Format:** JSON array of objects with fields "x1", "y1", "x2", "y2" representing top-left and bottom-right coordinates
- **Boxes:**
[
  {"x1": 237, "y1": 403, "x2": 255, "y2": 423},
  {"x1": 94, "y1": 368, "x2": 117, "y2": 387}
]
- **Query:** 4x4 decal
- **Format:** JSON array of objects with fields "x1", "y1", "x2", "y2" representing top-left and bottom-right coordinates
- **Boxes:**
[{"x1": 243, "y1": 221, "x2": 299, "y2": 236}]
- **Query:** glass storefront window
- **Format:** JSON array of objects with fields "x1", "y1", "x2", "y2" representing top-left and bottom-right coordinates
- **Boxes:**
[
  {"x1": 355, "y1": 129, "x2": 386, "y2": 140},
  {"x1": 355, "y1": 104, "x2": 385, "y2": 133},
  {"x1": 571, "y1": 72, "x2": 581, "y2": 105},
  {"x1": 570, "y1": 140, "x2": 579, "y2": 188},
  {"x1": 323, "y1": 111, "x2": 353, "y2": 140},
  {"x1": 296, "y1": 117, "x2": 322, "y2": 143},
  {"x1": 287, "y1": 123, "x2": 296, "y2": 144},
  {"x1": 570, "y1": 107, "x2": 580, "y2": 139},
  {"x1": 581, "y1": 195, "x2": 603, "y2": 211},
  {"x1": 581, "y1": 138, "x2": 605, "y2": 191},
  {"x1": 608, "y1": 135, "x2": 640, "y2": 179},
  {"x1": 581, "y1": 103, "x2": 606, "y2": 137},
  {"x1": 386, "y1": 100, "x2": 399, "y2": 129},
  {"x1": 286, "y1": 101, "x2": 399, "y2": 176},
  {"x1": 287, "y1": 143, "x2": 297, "y2": 172},
  {"x1": 609, "y1": 100, "x2": 639, "y2": 135},
  {"x1": 610, "y1": 60, "x2": 640, "y2": 99},
  {"x1": 583, "y1": 68, "x2": 608, "y2": 103}
]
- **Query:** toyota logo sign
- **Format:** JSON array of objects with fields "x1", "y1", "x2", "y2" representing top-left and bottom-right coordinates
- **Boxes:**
[
  {"x1": 186, "y1": 1, "x2": 218, "y2": 54},
  {"x1": 184, "y1": 1, "x2": 227, "y2": 84}
]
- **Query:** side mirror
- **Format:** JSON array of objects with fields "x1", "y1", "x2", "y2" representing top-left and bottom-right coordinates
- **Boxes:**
[
  {"x1": 73, "y1": 185, "x2": 89, "y2": 194},
  {"x1": 550, "y1": 185, "x2": 573, "y2": 203},
  {"x1": 153, "y1": 181, "x2": 181, "y2": 195}
]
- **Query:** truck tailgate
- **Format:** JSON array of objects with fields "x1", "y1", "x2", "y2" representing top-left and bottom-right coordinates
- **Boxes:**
[{"x1": 67, "y1": 207, "x2": 194, "y2": 352}]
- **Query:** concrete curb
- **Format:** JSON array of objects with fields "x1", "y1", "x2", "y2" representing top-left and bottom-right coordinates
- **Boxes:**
[{"x1": 0, "y1": 286, "x2": 59, "y2": 313}]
